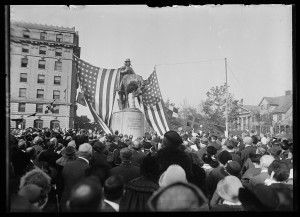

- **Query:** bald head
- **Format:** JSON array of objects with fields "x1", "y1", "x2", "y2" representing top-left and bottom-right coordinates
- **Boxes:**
[
  {"x1": 68, "y1": 177, "x2": 102, "y2": 212},
  {"x1": 260, "y1": 155, "x2": 275, "y2": 169},
  {"x1": 133, "y1": 140, "x2": 141, "y2": 150}
]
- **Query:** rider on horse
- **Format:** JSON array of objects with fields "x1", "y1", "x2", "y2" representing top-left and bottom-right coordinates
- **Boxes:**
[{"x1": 118, "y1": 58, "x2": 136, "y2": 90}]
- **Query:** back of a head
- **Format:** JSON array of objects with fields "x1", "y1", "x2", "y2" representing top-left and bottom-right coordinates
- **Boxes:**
[
  {"x1": 140, "y1": 155, "x2": 160, "y2": 181},
  {"x1": 120, "y1": 147, "x2": 132, "y2": 161},
  {"x1": 132, "y1": 139, "x2": 141, "y2": 150},
  {"x1": 267, "y1": 160, "x2": 290, "y2": 182},
  {"x1": 104, "y1": 175, "x2": 124, "y2": 201},
  {"x1": 217, "y1": 150, "x2": 232, "y2": 165},
  {"x1": 68, "y1": 176, "x2": 102, "y2": 212},
  {"x1": 78, "y1": 143, "x2": 92, "y2": 159},
  {"x1": 251, "y1": 135, "x2": 258, "y2": 145},
  {"x1": 163, "y1": 130, "x2": 183, "y2": 148},
  {"x1": 19, "y1": 168, "x2": 52, "y2": 197},
  {"x1": 243, "y1": 136, "x2": 253, "y2": 145},
  {"x1": 202, "y1": 153, "x2": 212, "y2": 164}
]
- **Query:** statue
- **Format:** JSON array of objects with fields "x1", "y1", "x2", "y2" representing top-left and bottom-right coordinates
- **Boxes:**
[{"x1": 117, "y1": 59, "x2": 146, "y2": 110}]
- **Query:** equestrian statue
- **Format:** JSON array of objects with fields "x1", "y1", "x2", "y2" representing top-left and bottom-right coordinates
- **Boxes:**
[{"x1": 117, "y1": 59, "x2": 147, "y2": 110}]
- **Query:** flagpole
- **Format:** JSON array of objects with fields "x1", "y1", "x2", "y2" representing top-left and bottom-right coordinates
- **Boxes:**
[
  {"x1": 225, "y1": 57, "x2": 229, "y2": 138},
  {"x1": 66, "y1": 76, "x2": 69, "y2": 129}
]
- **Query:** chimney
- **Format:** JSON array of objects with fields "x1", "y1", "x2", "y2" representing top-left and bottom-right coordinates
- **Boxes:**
[{"x1": 285, "y1": 90, "x2": 291, "y2": 96}]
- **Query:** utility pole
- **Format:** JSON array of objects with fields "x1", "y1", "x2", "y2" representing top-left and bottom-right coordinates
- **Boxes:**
[{"x1": 225, "y1": 57, "x2": 229, "y2": 138}]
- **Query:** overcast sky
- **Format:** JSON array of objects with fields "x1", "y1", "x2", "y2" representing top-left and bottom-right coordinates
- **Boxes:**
[{"x1": 11, "y1": 5, "x2": 293, "y2": 121}]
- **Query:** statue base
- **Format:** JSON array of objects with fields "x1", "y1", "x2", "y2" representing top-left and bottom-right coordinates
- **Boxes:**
[{"x1": 111, "y1": 108, "x2": 145, "y2": 139}]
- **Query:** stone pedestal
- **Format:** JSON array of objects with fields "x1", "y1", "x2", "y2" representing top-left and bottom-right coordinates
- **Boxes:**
[{"x1": 111, "y1": 108, "x2": 145, "y2": 138}]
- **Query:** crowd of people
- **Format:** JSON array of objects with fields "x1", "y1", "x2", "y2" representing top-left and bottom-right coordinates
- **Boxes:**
[{"x1": 9, "y1": 126, "x2": 294, "y2": 212}]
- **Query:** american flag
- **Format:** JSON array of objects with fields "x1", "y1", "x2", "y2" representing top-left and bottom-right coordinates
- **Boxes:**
[
  {"x1": 139, "y1": 69, "x2": 170, "y2": 136},
  {"x1": 74, "y1": 55, "x2": 120, "y2": 134}
]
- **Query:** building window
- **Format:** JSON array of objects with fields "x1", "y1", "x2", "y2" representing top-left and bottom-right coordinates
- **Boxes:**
[
  {"x1": 252, "y1": 115, "x2": 255, "y2": 122},
  {"x1": 23, "y1": 30, "x2": 30, "y2": 38},
  {"x1": 34, "y1": 119, "x2": 43, "y2": 128},
  {"x1": 37, "y1": 74, "x2": 45, "y2": 84},
  {"x1": 53, "y1": 90, "x2": 60, "y2": 99},
  {"x1": 278, "y1": 114, "x2": 282, "y2": 121},
  {"x1": 56, "y1": 34, "x2": 63, "y2": 42},
  {"x1": 54, "y1": 61, "x2": 62, "y2": 71},
  {"x1": 39, "y1": 46, "x2": 46, "y2": 55},
  {"x1": 54, "y1": 76, "x2": 61, "y2": 85},
  {"x1": 38, "y1": 60, "x2": 46, "y2": 69},
  {"x1": 40, "y1": 32, "x2": 47, "y2": 40},
  {"x1": 37, "y1": 89, "x2": 44, "y2": 98},
  {"x1": 55, "y1": 48, "x2": 62, "y2": 57},
  {"x1": 19, "y1": 88, "x2": 26, "y2": 97},
  {"x1": 36, "y1": 104, "x2": 43, "y2": 113},
  {"x1": 20, "y1": 73, "x2": 27, "y2": 82},
  {"x1": 21, "y1": 58, "x2": 28, "y2": 67},
  {"x1": 50, "y1": 120, "x2": 60, "y2": 129},
  {"x1": 22, "y1": 44, "x2": 29, "y2": 53},
  {"x1": 18, "y1": 103, "x2": 26, "y2": 112},
  {"x1": 52, "y1": 106, "x2": 59, "y2": 114}
]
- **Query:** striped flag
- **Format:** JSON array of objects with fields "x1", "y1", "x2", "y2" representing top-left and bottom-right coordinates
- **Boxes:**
[
  {"x1": 167, "y1": 105, "x2": 179, "y2": 118},
  {"x1": 139, "y1": 69, "x2": 169, "y2": 136},
  {"x1": 74, "y1": 55, "x2": 119, "y2": 134}
]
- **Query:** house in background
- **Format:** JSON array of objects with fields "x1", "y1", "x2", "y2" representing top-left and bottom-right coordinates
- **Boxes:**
[
  {"x1": 229, "y1": 102, "x2": 260, "y2": 134},
  {"x1": 258, "y1": 90, "x2": 292, "y2": 135}
]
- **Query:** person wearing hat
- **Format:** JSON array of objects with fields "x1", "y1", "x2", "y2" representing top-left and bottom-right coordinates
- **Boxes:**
[
  {"x1": 210, "y1": 176, "x2": 244, "y2": 211},
  {"x1": 224, "y1": 139, "x2": 242, "y2": 167},
  {"x1": 240, "y1": 136, "x2": 256, "y2": 167},
  {"x1": 109, "y1": 148, "x2": 141, "y2": 185},
  {"x1": 120, "y1": 156, "x2": 160, "y2": 212},
  {"x1": 11, "y1": 139, "x2": 32, "y2": 176},
  {"x1": 206, "y1": 150, "x2": 233, "y2": 200},
  {"x1": 56, "y1": 146, "x2": 77, "y2": 167},
  {"x1": 249, "y1": 155, "x2": 275, "y2": 190},
  {"x1": 195, "y1": 137, "x2": 209, "y2": 160},
  {"x1": 156, "y1": 131, "x2": 193, "y2": 185},
  {"x1": 241, "y1": 154, "x2": 262, "y2": 183},
  {"x1": 147, "y1": 182, "x2": 209, "y2": 211},
  {"x1": 60, "y1": 143, "x2": 92, "y2": 211},
  {"x1": 117, "y1": 58, "x2": 136, "y2": 93}
]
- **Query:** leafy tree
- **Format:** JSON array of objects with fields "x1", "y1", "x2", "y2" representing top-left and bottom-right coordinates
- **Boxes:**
[
  {"x1": 74, "y1": 115, "x2": 91, "y2": 129},
  {"x1": 201, "y1": 84, "x2": 240, "y2": 127}
]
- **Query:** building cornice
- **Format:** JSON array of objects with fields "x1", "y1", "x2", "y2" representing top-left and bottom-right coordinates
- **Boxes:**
[{"x1": 11, "y1": 21, "x2": 76, "y2": 33}]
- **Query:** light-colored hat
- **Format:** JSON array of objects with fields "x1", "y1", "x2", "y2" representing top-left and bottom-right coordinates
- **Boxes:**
[
  {"x1": 147, "y1": 182, "x2": 209, "y2": 211},
  {"x1": 216, "y1": 176, "x2": 243, "y2": 203},
  {"x1": 159, "y1": 164, "x2": 187, "y2": 187},
  {"x1": 67, "y1": 140, "x2": 76, "y2": 148}
]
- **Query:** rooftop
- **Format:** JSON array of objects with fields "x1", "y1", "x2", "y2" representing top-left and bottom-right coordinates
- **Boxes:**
[
  {"x1": 259, "y1": 94, "x2": 292, "y2": 113},
  {"x1": 242, "y1": 105, "x2": 260, "y2": 113},
  {"x1": 11, "y1": 20, "x2": 76, "y2": 33}
]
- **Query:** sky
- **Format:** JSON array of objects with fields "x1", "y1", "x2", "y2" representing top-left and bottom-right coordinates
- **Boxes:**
[{"x1": 10, "y1": 5, "x2": 293, "y2": 121}]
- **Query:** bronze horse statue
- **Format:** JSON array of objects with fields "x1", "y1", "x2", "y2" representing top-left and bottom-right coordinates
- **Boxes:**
[{"x1": 118, "y1": 74, "x2": 146, "y2": 109}]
